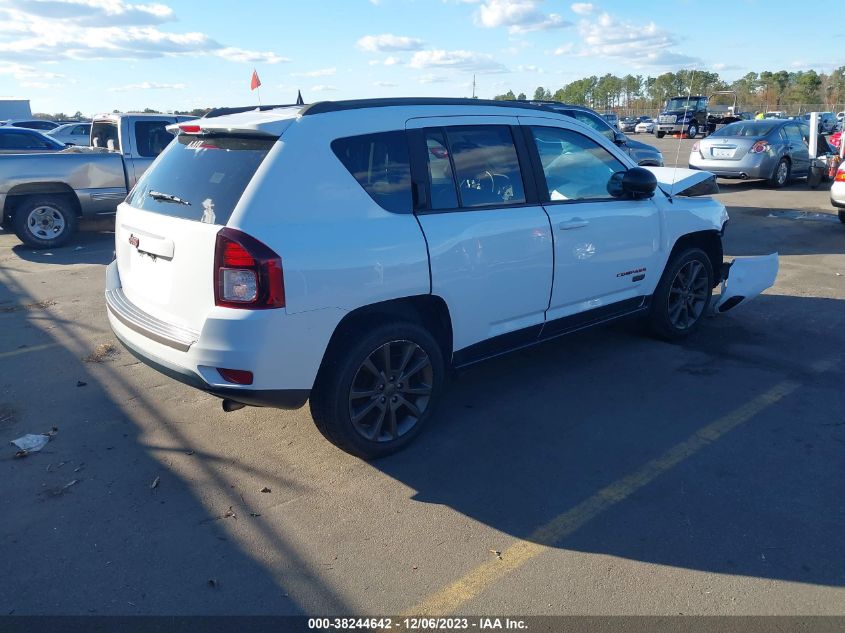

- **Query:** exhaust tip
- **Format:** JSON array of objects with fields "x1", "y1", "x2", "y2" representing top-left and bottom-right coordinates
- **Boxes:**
[{"x1": 222, "y1": 399, "x2": 246, "y2": 412}]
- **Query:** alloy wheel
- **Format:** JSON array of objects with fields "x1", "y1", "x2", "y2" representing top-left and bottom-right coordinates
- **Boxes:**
[
  {"x1": 667, "y1": 260, "x2": 709, "y2": 330},
  {"x1": 348, "y1": 340, "x2": 434, "y2": 443}
]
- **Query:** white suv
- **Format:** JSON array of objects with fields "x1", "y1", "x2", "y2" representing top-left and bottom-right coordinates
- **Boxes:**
[{"x1": 106, "y1": 98, "x2": 776, "y2": 459}]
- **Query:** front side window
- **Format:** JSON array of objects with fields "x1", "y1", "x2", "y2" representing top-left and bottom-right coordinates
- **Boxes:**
[
  {"x1": 135, "y1": 120, "x2": 175, "y2": 158},
  {"x1": 443, "y1": 125, "x2": 526, "y2": 208},
  {"x1": 332, "y1": 131, "x2": 412, "y2": 214},
  {"x1": 531, "y1": 126, "x2": 626, "y2": 202}
]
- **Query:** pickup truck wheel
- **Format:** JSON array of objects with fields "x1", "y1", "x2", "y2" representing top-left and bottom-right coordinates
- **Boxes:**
[
  {"x1": 310, "y1": 320, "x2": 445, "y2": 459},
  {"x1": 655, "y1": 131, "x2": 666, "y2": 139},
  {"x1": 687, "y1": 123, "x2": 698, "y2": 138},
  {"x1": 649, "y1": 248, "x2": 713, "y2": 341},
  {"x1": 13, "y1": 196, "x2": 78, "y2": 249}
]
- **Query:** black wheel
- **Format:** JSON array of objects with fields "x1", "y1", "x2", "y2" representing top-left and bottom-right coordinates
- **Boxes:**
[
  {"x1": 13, "y1": 196, "x2": 78, "y2": 248},
  {"x1": 687, "y1": 123, "x2": 698, "y2": 138},
  {"x1": 768, "y1": 158, "x2": 790, "y2": 188},
  {"x1": 649, "y1": 248, "x2": 714, "y2": 341},
  {"x1": 656, "y1": 131, "x2": 666, "y2": 139},
  {"x1": 839, "y1": 210, "x2": 845, "y2": 224},
  {"x1": 310, "y1": 320, "x2": 445, "y2": 459}
]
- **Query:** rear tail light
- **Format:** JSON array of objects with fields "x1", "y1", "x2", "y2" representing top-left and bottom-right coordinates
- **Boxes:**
[
  {"x1": 749, "y1": 141, "x2": 770, "y2": 154},
  {"x1": 835, "y1": 169, "x2": 845, "y2": 182},
  {"x1": 214, "y1": 227, "x2": 285, "y2": 309},
  {"x1": 691, "y1": 141, "x2": 700, "y2": 152},
  {"x1": 179, "y1": 124, "x2": 202, "y2": 134},
  {"x1": 217, "y1": 368, "x2": 254, "y2": 385}
]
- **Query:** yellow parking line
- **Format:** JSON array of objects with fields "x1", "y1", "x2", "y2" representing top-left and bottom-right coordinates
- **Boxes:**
[
  {"x1": 0, "y1": 343, "x2": 61, "y2": 360},
  {"x1": 407, "y1": 379, "x2": 801, "y2": 616}
]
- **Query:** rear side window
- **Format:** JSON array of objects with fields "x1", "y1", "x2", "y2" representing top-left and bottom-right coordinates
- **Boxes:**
[
  {"x1": 126, "y1": 135, "x2": 275, "y2": 225},
  {"x1": 444, "y1": 125, "x2": 526, "y2": 207},
  {"x1": 135, "y1": 120, "x2": 175, "y2": 157},
  {"x1": 331, "y1": 131, "x2": 412, "y2": 214}
]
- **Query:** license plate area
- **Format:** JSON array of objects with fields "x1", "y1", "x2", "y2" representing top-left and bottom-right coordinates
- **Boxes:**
[{"x1": 711, "y1": 147, "x2": 736, "y2": 159}]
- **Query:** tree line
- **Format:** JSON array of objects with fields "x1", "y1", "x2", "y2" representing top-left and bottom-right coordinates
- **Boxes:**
[{"x1": 494, "y1": 67, "x2": 845, "y2": 113}]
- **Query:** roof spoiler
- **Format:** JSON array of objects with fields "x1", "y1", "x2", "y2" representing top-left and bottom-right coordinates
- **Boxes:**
[{"x1": 202, "y1": 104, "x2": 304, "y2": 119}]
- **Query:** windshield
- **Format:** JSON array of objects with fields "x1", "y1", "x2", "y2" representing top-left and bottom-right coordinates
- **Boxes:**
[
  {"x1": 710, "y1": 121, "x2": 779, "y2": 137},
  {"x1": 126, "y1": 134, "x2": 275, "y2": 225},
  {"x1": 665, "y1": 97, "x2": 702, "y2": 111}
]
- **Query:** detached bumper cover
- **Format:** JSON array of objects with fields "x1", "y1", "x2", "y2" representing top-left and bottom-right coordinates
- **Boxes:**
[{"x1": 713, "y1": 253, "x2": 779, "y2": 314}]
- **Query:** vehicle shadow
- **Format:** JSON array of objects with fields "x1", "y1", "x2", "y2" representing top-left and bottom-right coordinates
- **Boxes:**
[
  {"x1": 5, "y1": 218, "x2": 115, "y2": 266},
  {"x1": 0, "y1": 263, "x2": 350, "y2": 615},
  {"x1": 373, "y1": 293, "x2": 845, "y2": 588}
]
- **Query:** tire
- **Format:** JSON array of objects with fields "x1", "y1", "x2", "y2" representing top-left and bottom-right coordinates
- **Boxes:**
[
  {"x1": 687, "y1": 123, "x2": 698, "y2": 138},
  {"x1": 839, "y1": 210, "x2": 845, "y2": 224},
  {"x1": 648, "y1": 248, "x2": 714, "y2": 341},
  {"x1": 768, "y1": 158, "x2": 790, "y2": 188},
  {"x1": 656, "y1": 131, "x2": 666, "y2": 139},
  {"x1": 13, "y1": 196, "x2": 78, "y2": 249},
  {"x1": 310, "y1": 319, "x2": 446, "y2": 459}
]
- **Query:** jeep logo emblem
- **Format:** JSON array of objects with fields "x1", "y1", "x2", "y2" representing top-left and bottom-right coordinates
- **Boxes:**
[{"x1": 129, "y1": 234, "x2": 140, "y2": 248}]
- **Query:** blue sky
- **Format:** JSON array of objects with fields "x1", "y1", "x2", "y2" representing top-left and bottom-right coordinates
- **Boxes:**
[{"x1": 0, "y1": 0, "x2": 840, "y2": 115}]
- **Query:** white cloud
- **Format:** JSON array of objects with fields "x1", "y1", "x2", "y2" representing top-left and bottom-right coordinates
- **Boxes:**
[
  {"x1": 409, "y1": 49, "x2": 508, "y2": 74},
  {"x1": 311, "y1": 84, "x2": 338, "y2": 92},
  {"x1": 570, "y1": 2, "x2": 594, "y2": 15},
  {"x1": 109, "y1": 81, "x2": 186, "y2": 91},
  {"x1": 373, "y1": 81, "x2": 397, "y2": 87},
  {"x1": 356, "y1": 33, "x2": 425, "y2": 53},
  {"x1": 515, "y1": 64, "x2": 543, "y2": 73},
  {"x1": 0, "y1": 0, "x2": 287, "y2": 64},
  {"x1": 291, "y1": 67, "x2": 336, "y2": 77},
  {"x1": 553, "y1": 42, "x2": 573, "y2": 55},
  {"x1": 474, "y1": 0, "x2": 570, "y2": 34},
  {"x1": 418, "y1": 74, "x2": 449, "y2": 84},
  {"x1": 577, "y1": 12, "x2": 700, "y2": 67},
  {"x1": 383, "y1": 55, "x2": 400, "y2": 66}
]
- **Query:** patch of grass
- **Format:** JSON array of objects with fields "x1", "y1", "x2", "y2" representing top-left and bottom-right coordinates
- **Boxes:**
[{"x1": 85, "y1": 342, "x2": 118, "y2": 363}]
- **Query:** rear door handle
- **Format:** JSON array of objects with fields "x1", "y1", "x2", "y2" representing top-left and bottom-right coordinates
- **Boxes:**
[{"x1": 559, "y1": 219, "x2": 589, "y2": 230}]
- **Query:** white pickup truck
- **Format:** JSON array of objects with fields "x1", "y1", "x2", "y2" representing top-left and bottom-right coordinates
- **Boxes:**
[{"x1": 0, "y1": 112, "x2": 195, "y2": 248}]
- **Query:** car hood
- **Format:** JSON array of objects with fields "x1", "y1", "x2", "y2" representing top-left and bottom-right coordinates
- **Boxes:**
[{"x1": 643, "y1": 166, "x2": 719, "y2": 197}]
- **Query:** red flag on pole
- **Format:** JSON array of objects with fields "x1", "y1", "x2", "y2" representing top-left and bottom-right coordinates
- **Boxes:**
[{"x1": 250, "y1": 69, "x2": 261, "y2": 91}]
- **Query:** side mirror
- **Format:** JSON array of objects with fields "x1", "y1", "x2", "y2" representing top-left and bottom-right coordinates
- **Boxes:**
[
  {"x1": 610, "y1": 167, "x2": 657, "y2": 199},
  {"x1": 614, "y1": 132, "x2": 627, "y2": 146}
]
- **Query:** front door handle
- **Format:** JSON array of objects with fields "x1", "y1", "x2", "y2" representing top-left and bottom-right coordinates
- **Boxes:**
[{"x1": 559, "y1": 218, "x2": 589, "y2": 230}]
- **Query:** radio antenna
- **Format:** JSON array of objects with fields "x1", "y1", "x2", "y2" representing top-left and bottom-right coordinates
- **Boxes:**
[{"x1": 670, "y1": 67, "x2": 696, "y2": 199}]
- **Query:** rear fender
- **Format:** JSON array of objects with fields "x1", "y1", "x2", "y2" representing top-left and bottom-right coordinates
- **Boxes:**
[{"x1": 713, "y1": 253, "x2": 779, "y2": 313}]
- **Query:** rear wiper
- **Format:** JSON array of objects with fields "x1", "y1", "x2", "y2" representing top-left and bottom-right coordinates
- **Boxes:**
[{"x1": 148, "y1": 190, "x2": 191, "y2": 206}]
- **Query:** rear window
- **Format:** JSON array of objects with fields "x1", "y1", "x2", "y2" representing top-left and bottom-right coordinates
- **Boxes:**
[
  {"x1": 135, "y1": 120, "x2": 175, "y2": 157},
  {"x1": 91, "y1": 121, "x2": 120, "y2": 151},
  {"x1": 711, "y1": 121, "x2": 778, "y2": 137},
  {"x1": 126, "y1": 135, "x2": 275, "y2": 225},
  {"x1": 331, "y1": 131, "x2": 412, "y2": 214}
]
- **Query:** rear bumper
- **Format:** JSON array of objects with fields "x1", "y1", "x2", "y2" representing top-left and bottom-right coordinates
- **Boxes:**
[
  {"x1": 830, "y1": 182, "x2": 845, "y2": 207},
  {"x1": 104, "y1": 260, "x2": 343, "y2": 409},
  {"x1": 113, "y1": 328, "x2": 309, "y2": 409},
  {"x1": 688, "y1": 154, "x2": 774, "y2": 179}
]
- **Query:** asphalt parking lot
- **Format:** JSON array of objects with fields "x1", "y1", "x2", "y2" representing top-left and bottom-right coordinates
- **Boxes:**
[{"x1": 1, "y1": 135, "x2": 843, "y2": 617}]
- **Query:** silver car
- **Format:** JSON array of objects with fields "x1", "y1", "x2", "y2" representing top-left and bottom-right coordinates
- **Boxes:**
[
  {"x1": 689, "y1": 119, "x2": 813, "y2": 187},
  {"x1": 47, "y1": 122, "x2": 91, "y2": 146}
]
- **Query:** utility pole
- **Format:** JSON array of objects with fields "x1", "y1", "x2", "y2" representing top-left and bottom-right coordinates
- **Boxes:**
[{"x1": 472, "y1": 74, "x2": 476, "y2": 99}]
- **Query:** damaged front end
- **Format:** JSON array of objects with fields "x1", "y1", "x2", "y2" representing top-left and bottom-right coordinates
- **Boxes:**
[{"x1": 714, "y1": 253, "x2": 779, "y2": 313}]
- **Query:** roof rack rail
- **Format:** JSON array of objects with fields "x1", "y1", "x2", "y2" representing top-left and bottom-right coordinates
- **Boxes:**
[
  {"x1": 300, "y1": 97, "x2": 558, "y2": 116},
  {"x1": 203, "y1": 104, "x2": 303, "y2": 119}
]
